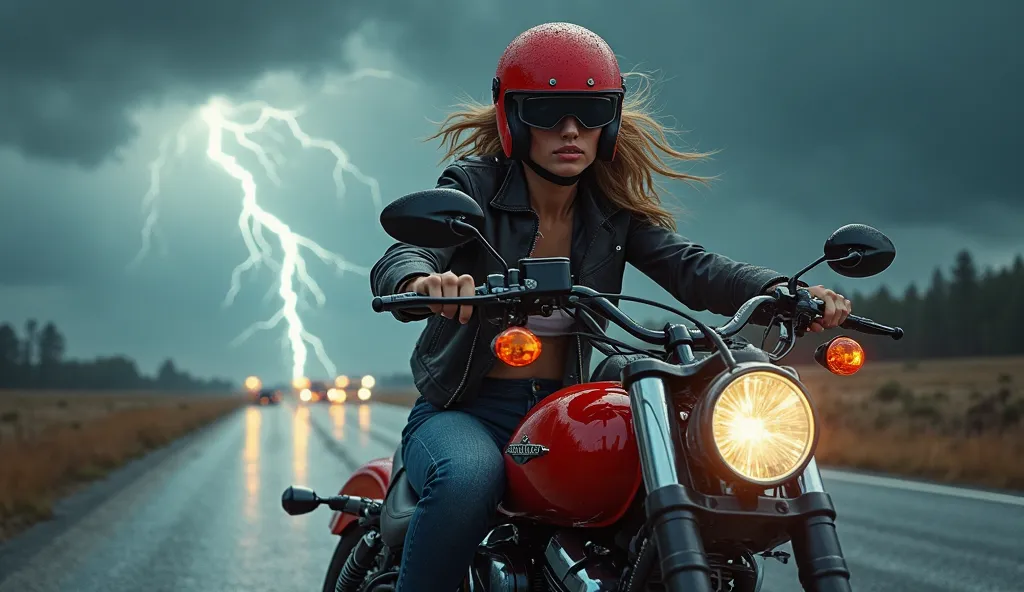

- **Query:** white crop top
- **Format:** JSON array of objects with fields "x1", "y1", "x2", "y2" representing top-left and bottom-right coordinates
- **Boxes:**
[{"x1": 524, "y1": 308, "x2": 575, "y2": 337}]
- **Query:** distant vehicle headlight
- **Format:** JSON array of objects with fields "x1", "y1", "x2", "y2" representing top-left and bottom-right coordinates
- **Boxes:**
[
  {"x1": 357, "y1": 387, "x2": 372, "y2": 401},
  {"x1": 299, "y1": 388, "x2": 312, "y2": 402},
  {"x1": 688, "y1": 365, "x2": 817, "y2": 487},
  {"x1": 361, "y1": 375, "x2": 376, "y2": 389}
]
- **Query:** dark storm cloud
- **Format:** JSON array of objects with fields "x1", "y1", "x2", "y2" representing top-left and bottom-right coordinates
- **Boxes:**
[
  {"x1": 2, "y1": 0, "x2": 1020, "y2": 236},
  {"x1": 0, "y1": 0, "x2": 373, "y2": 166},
  {"x1": 0, "y1": 0, "x2": 495, "y2": 166}
]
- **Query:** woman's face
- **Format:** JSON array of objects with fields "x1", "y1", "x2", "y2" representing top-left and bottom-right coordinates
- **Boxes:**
[{"x1": 528, "y1": 116, "x2": 601, "y2": 177}]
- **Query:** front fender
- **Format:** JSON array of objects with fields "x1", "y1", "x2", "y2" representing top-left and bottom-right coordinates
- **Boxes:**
[{"x1": 329, "y1": 457, "x2": 393, "y2": 535}]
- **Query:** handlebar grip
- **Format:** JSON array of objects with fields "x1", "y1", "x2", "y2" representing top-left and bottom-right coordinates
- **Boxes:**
[
  {"x1": 808, "y1": 296, "x2": 904, "y2": 340},
  {"x1": 371, "y1": 285, "x2": 491, "y2": 313},
  {"x1": 371, "y1": 292, "x2": 423, "y2": 313},
  {"x1": 840, "y1": 314, "x2": 904, "y2": 340}
]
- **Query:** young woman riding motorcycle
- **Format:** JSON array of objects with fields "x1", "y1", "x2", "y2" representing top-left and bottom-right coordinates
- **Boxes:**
[{"x1": 368, "y1": 22, "x2": 853, "y2": 592}]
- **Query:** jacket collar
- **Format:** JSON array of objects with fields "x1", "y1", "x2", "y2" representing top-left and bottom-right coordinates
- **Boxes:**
[{"x1": 489, "y1": 159, "x2": 621, "y2": 227}]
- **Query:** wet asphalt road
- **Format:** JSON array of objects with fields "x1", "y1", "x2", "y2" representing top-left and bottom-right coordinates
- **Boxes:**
[{"x1": 1, "y1": 402, "x2": 1021, "y2": 592}]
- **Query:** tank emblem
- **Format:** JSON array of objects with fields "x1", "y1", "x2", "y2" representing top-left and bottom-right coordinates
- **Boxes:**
[{"x1": 505, "y1": 435, "x2": 549, "y2": 465}]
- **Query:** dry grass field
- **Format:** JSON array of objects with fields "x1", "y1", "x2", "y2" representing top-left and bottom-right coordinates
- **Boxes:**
[
  {"x1": 795, "y1": 355, "x2": 1024, "y2": 490},
  {"x1": 0, "y1": 391, "x2": 245, "y2": 541}
]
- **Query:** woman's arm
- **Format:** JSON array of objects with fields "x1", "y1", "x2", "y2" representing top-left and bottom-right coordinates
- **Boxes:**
[
  {"x1": 369, "y1": 165, "x2": 472, "y2": 322},
  {"x1": 625, "y1": 217, "x2": 789, "y2": 317}
]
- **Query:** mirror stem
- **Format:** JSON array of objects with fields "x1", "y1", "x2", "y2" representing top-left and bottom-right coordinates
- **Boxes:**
[
  {"x1": 828, "y1": 251, "x2": 863, "y2": 269},
  {"x1": 450, "y1": 219, "x2": 509, "y2": 273},
  {"x1": 789, "y1": 254, "x2": 827, "y2": 293}
]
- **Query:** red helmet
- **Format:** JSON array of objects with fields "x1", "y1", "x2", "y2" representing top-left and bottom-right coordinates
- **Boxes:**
[{"x1": 492, "y1": 23, "x2": 625, "y2": 162}]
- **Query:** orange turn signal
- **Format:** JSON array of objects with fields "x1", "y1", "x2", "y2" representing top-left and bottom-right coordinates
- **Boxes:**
[
  {"x1": 815, "y1": 336, "x2": 865, "y2": 376},
  {"x1": 493, "y1": 326, "x2": 542, "y2": 367}
]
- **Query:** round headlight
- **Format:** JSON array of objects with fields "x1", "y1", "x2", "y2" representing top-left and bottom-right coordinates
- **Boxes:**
[{"x1": 693, "y1": 366, "x2": 817, "y2": 487}]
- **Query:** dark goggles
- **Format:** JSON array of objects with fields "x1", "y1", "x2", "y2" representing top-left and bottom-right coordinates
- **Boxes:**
[{"x1": 513, "y1": 94, "x2": 620, "y2": 130}]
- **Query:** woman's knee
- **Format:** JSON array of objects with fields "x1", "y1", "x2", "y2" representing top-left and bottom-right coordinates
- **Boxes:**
[
  {"x1": 403, "y1": 413, "x2": 507, "y2": 507},
  {"x1": 442, "y1": 447, "x2": 505, "y2": 500}
]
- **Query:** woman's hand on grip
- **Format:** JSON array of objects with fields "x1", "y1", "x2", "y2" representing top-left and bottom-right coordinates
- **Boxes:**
[
  {"x1": 402, "y1": 272, "x2": 475, "y2": 324},
  {"x1": 766, "y1": 282, "x2": 852, "y2": 333},
  {"x1": 806, "y1": 285, "x2": 851, "y2": 333}
]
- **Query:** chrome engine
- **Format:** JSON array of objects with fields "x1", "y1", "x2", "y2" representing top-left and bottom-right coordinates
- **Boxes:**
[
  {"x1": 467, "y1": 525, "x2": 620, "y2": 592},
  {"x1": 467, "y1": 525, "x2": 533, "y2": 592},
  {"x1": 542, "y1": 531, "x2": 620, "y2": 592}
]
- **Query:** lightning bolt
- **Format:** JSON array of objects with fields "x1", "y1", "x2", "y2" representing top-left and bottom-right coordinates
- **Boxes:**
[{"x1": 133, "y1": 81, "x2": 387, "y2": 382}]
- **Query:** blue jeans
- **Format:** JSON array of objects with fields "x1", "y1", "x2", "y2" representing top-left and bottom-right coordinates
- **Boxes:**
[{"x1": 395, "y1": 377, "x2": 563, "y2": 592}]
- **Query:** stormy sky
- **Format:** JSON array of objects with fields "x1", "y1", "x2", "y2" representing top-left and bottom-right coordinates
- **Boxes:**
[{"x1": 0, "y1": 1, "x2": 1020, "y2": 384}]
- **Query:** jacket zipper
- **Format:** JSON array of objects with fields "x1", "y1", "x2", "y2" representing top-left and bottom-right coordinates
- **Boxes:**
[
  {"x1": 527, "y1": 211, "x2": 541, "y2": 256},
  {"x1": 444, "y1": 324, "x2": 480, "y2": 408},
  {"x1": 445, "y1": 210, "x2": 539, "y2": 408}
]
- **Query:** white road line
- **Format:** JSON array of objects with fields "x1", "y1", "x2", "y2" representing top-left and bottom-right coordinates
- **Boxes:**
[{"x1": 821, "y1": 469, "x2": 1024, "y2": 507}]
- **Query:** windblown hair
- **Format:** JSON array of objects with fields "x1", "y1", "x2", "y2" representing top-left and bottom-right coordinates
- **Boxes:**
[{"x1": 425, "y1": 73, "x2": 713, "y2": 230}]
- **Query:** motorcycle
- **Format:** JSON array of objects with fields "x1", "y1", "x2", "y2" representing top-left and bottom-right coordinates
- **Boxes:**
[{"x1": 281, "y1": 187, "x2": 905, "y2": 592}]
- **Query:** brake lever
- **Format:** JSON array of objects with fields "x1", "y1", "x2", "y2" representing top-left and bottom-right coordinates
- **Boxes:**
[{"x1": 768, "y1": 318, "x2": 798, "y2": 361}]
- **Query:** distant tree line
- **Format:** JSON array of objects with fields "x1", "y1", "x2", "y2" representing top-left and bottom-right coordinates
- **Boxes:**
[
  {"x1": 642, "y1": 250, "x2": 1024, "y2": 363},
  {"x1": 0, "y1": 320, "x2": 234, "y2": 391},
  {"x1": 821, "y1": 250, "x2": 1024, "y2": 361}
]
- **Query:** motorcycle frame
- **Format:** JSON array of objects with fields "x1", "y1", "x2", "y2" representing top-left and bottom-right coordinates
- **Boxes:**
[
  {"x1": 311, "y1": 201, "x2": 904, "y2": 592},
  {"x1": 332, "y1": 287, "x2": 864, "y2": 592}
]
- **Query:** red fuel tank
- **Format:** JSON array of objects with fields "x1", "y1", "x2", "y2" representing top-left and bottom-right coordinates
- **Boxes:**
[{"x1": 498, "y1": 381, "x2": 642, "y2": 527}]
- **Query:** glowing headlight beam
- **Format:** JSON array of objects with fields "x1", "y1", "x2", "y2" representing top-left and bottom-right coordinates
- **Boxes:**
[
  {"x1": 705, "y1": 369, "x2": 817, "y2": 486},
  {"x1": 131, "y1": 85, "x2": 388, "y2": 381}
]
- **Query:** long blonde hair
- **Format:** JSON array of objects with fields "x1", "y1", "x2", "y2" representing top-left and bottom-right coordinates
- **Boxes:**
[{"x1": 425, "y1": 73, "x2": 714, "y2": 230}]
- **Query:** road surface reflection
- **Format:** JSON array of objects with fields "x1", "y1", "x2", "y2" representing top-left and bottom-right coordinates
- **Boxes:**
[
  {"x1": 292, "y1": 406, "x2": 309, "y2": 485},
  {"x1": 358, "y1": 404, "x2": 371, "y2": 446},
  {"x1": 243, "y1": 407, "x2": 261, "y2": 521},
  {"x1": 330, "y1": 404, "x2": 345, "y2": 440}
]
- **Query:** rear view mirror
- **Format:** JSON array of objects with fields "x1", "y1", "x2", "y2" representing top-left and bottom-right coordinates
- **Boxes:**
[
  {"x1": 379, "y1": 188, "x2": 484, "y2": 249},
  {"x1": 823, "y1": 224, "x2": 896, "y2": 278}
]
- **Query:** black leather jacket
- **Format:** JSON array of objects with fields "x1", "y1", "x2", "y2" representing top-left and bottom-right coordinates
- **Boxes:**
[{"x1": 370, "y1": 155, "x2": 790, "y2": 409}]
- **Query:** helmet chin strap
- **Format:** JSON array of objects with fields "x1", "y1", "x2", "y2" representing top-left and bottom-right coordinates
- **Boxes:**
[{"x1": 524, "y1": 157, "x2": 582, "y2": 187}]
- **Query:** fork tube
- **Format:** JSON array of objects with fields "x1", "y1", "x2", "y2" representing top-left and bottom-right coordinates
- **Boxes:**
[
  {"x1": 629, "y1": 377, "x2": 713, "y2": 592},
  {"x1": 799, "y1": 457, "x2": 825, "y2": 493},
  {"x1": 791, "y1": 457, "x2": 853, "y2": 592}
]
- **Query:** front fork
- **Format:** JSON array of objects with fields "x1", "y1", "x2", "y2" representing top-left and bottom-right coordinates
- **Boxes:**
[
  {"x1": 628, "y1": 376, "x2": 853, "y2": 592},
  {"x1": 792, "y1": 458, "x2": 854, "y2": 592},
  {"x1": 629, "y1": 376, "x2": 714, "y2": 591}
]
